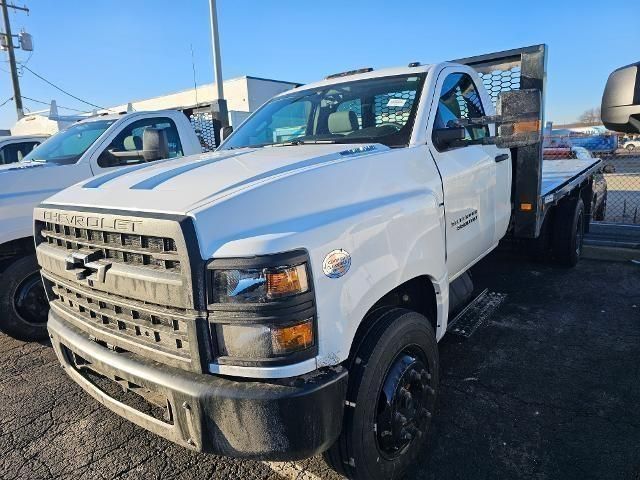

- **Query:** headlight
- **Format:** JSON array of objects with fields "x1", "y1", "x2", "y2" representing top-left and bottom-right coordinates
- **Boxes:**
[
  {"x1": 215, "y1": 319, "x2": 314, "y2": 359},
  {"x1": 207, "y1": 250, "x2": 317, "y2": 367},
  {"x1": 212, "y1": 263, "x2": 309, "y2": 303}
]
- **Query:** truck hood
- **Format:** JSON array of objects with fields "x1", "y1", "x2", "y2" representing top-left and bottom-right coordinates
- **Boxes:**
[
  {"x1": 43, "y1": 144, "x2": 388, "y2": 215},
  {"x1": 0, "y1": 160, "x2": 52, "y2": 173}
]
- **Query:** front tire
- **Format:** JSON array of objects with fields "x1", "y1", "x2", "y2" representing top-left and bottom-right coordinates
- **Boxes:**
[
  {"x1": 0, "y1": 254, "x2": 49, "y2": 341},
  {"x1": 626, "y1": 144, "x2": 635, "y2": 152},
  {"x1": 324, "y1": 308, "x2": 439, "y2": 480}
]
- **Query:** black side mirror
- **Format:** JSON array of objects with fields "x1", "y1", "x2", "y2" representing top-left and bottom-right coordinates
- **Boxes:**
[
  {"x1": 221, "y1": 125, "x2": 234, "y2": 142},
  {"x1": 433, "y1": 127, "x2": 466, "y2": 149},
  {"x1": 495, "y1": 89, "x2": 542, "y2": 148},
  {"x1": 142, "y1": 128, "x2": 169, "y2": 162},
  {"x1": 601, "y1": 62, "x2": 640, "y2": 133}
]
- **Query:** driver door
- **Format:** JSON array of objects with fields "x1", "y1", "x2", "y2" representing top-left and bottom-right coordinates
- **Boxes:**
[{"x1": 428, "y1": 69, "x2": 502, "y2": 279}]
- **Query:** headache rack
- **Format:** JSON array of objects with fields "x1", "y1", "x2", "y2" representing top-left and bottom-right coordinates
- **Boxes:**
[{"x1": 455, "y1": 44, "x2": 548, "y2": 238}]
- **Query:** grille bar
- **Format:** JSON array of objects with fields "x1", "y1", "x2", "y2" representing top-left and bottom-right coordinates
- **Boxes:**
[
  {"x1": 40, "y1": 222, "x2": 180, "y2": 272},
  {"x1": 47, "y1": 275, "x2": 192, "y2": 361}
]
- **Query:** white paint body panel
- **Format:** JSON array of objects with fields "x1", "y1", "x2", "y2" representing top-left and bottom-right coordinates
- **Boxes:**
[
  {"x1": 0, "y1": 111, "x2": 202, "y2": 247},
  {"x1": 40, "y1": 64, "x2": 514, "y2": 378}
]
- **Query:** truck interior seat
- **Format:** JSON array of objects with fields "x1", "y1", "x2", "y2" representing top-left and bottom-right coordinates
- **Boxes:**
[
  {"x1": 123, "y1": 135, "x2": 143, "y2": 151},
  {"x1": 328, "y1": 110, "x2": 359, "y2": 134}
]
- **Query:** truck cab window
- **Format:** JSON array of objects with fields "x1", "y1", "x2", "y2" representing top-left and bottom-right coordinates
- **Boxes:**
[
  {"x1": 433, "y1": 73, "x2": 489, "y2": 149},
  {"x1": 98, "y1": 117, "x2": 183, "y2": 168},
  {"x1": 221, "y1": 73, "x2": 426, "y2": 149},
  {"x1": 0, "y1": 141, "x2": 40, "y2": 165}
]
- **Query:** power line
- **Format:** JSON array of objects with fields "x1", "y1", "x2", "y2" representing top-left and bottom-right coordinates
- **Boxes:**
[
  {"x1": 21, "y1": 65, "x2": 112, "y2": 111},
  {"x1": 0, "y1": 96, "x2": 14, "y2": 108}
]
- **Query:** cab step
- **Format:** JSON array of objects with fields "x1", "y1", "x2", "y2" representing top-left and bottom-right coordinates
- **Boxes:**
[{"x1": 447, "y1": 289, "x2": 507, "y2": 337}]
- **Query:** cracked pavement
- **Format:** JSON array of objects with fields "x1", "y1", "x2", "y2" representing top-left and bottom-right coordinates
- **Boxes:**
[{"x1": 1, "y1": 251, "x2": 639, "y2": 479}]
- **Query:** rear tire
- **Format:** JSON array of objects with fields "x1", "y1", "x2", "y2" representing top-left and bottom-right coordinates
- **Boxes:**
[
  {"x1": 0, "y1": 254, "x2": 49, "y2": 341},
  {"x1": 324, "y1": 308, "x2": 439, "y2": 480},
  {"x1": 552, "y1": 197, "x2": 585, "y2": 267},
  {"x1": 626, "y1": 144, "x2": 635, "y2": 152}
]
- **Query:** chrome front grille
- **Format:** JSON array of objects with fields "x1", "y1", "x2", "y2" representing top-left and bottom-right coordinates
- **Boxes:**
[
  {"x1": 35, "y1": 206, "x2": 207, "y2": 372},
  {"x1": 40, "y1": 222, "x2": 181, "y2": 272},
  {"x1": 49, "y1": 279, "x2": 191, "y2": 360}
]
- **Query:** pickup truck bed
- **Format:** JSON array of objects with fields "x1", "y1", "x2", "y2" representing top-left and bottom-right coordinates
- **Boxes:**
[{"x1": 540, "y1": 158, "x2": 602, "y2": 201}]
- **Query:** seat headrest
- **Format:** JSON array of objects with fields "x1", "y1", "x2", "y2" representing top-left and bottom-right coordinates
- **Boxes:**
[
  {"x1": 123, "y1": 135, "x2": 142, "y2": 151},
  {"x1": 328, "y1": 110, "x2": 359, "y2": 134}
]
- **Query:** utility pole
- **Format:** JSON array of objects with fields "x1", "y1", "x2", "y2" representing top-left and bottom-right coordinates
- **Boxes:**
[
  {"x1": 208, "y1": 0, "x2": 228, "y2": 140},
  {"x1": 0, "y1": 1, "x2": 28, "y2": 120}
]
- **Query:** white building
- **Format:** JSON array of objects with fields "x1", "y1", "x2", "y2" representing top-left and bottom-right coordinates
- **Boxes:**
[{"x1": 11, "y1": 75, "x2": 300, "y2": 136}]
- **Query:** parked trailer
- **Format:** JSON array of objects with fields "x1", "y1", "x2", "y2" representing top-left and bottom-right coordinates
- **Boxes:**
[{"x1": 35, "y1": 45, "x2": 605, "y2": 480}]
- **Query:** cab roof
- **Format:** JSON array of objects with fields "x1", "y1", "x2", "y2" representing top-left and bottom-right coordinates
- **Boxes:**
[{"x1": 276, "y1": 64, "x2": 434, "y2": 97}]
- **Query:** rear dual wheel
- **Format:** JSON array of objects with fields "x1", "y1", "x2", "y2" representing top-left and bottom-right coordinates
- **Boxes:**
[
  {"x1": 552, "y1": 197, "x2": 585, "y2": 267},
  {"x1": 324, "y1": 308, "x2": 439, "y2": 480}
]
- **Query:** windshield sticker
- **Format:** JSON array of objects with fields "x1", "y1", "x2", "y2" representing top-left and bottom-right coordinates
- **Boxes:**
[
  {"x1": 323, "y1": 249, "x2": 351, "y2": 279},
  {"x1": 387, "y1": 98, "x2": 407, "y2": 108}
]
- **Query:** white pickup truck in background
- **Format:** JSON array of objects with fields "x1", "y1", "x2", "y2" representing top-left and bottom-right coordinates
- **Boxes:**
[
  {"x1": 34, "y1": 45, "x2": 608, "y2": 479},
  {"x1": 0, "y1": 134, "x2": 48, "y2": 165},
  {"x1": 0, "y1": 110, "x2": 203, "y2": 340}
]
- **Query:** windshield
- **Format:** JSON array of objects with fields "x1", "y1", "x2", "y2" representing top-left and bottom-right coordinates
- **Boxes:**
[
  {"x1": 221, "y1": 73, "x2": 427, "y2": 150},
  {"x1": 22, "y1": 119, "x2": 115, "y2": 164}
]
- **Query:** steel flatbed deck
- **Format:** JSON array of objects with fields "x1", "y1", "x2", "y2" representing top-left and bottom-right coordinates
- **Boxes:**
[{"x1": 540, "y1": 158, "x2": 602, "y2": 205}]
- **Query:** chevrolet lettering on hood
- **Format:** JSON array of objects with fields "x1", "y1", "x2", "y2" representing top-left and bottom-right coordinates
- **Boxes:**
[{"x1": 42, "y1": 210, "x2": 142, "y2": 233}]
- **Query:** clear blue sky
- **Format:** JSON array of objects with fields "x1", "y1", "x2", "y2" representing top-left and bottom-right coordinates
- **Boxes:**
[{"x1": 1, "y1": 0, "x2": 638, "y2": 129}]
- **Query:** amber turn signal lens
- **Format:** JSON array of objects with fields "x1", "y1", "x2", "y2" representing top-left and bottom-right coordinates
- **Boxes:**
[
  {"x1": 520, "y1": 202, "x2": 533, "y2": 211},
  {"x1": 266, "y1": 264, "x2": 309, "y2": 299},
  {"x1": 513, "y1": 119, "x2": 540, "y2": 134},
  {"x1": 271, "y1": 319, "x2": 314, "y2": 355}
]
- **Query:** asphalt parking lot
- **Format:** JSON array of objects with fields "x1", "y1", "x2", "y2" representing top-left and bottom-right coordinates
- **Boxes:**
[{"x1": 1, "y1": 251, "x2": 639, "y2": 480}]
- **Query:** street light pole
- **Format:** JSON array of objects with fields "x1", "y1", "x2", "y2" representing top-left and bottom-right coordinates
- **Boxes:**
[
  {"x1": 1, "y1": 1, "x2": 25, "y2": 120},
  {"x1": 208, "y1": 0, "x2": 228, "y2": 135}
]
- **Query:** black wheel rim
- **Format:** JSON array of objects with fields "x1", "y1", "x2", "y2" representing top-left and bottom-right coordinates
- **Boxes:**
[
  {"x1": 375, "y1": 346, "x2": 435, "y2": 459},
  {"x1": 575, "y1": 211, "x2": 584, "y2": 256},
  {"x1": 13, "y1": 272, "x2": 48, "y2": 326}
]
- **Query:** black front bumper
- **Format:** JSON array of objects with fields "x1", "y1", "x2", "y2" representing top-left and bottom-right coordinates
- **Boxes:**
[{"x1": 48, "y1": 309, "x2": 348, "y2": 460}]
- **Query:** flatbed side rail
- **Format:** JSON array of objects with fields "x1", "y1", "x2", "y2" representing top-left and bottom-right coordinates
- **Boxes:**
[{"x1": 455, "y1": 45, "x2": 547, "y2": 239}]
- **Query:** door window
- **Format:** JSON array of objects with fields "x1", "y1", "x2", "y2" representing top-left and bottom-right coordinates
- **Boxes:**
[
  {"x1": 433, "y1": 73, "x2": 489, "y2": 149},
  {"x1": 0, "y1": 141, "x2": 41, "y2": 165},
  {"x1": 97, "y1": 117, "x2": 183, "y2": 168}
]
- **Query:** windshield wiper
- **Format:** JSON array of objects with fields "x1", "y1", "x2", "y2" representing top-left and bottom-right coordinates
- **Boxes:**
[{"x1": 266, "y1": 139, "x2": 338, "y2": 147}]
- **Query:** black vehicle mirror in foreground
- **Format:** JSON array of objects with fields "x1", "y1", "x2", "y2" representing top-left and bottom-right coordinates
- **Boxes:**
[{"x1": 601, "y1": 62, "x2": 640, "y2": 133}]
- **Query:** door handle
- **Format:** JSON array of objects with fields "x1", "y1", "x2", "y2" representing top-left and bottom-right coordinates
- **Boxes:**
[{"x1": 495, "y1": 154, "x2": 509, "y2": 163}]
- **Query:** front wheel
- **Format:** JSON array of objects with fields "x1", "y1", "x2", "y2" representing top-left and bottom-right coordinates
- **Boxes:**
[
  {"x1": 324, "y1": 308, "x2": 439, "y2": 480},
  {"x1": 0, "y1": 254, "x2": 49, "y2": 341},
  {"x1": 626, "y1": 144, "x2": 635, "y2": 152}
]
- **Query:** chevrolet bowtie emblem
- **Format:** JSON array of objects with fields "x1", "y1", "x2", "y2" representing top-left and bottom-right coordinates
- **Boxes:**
[{"x1": 65, "y1": 251, "x2": 111, "y2": 283}]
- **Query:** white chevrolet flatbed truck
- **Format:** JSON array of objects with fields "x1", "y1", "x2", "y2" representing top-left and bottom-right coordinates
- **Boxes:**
[
  {"x1": 34, "y1": 46, "x2": 606, "y2": 479},
  {"x1": 0, "y1": 110, "x2": 202, "y2": 340}
]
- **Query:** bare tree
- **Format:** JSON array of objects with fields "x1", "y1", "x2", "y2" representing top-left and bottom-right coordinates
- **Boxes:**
[{"x1": 578, "y1": 107, "x2": 601, "y2": 125}]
